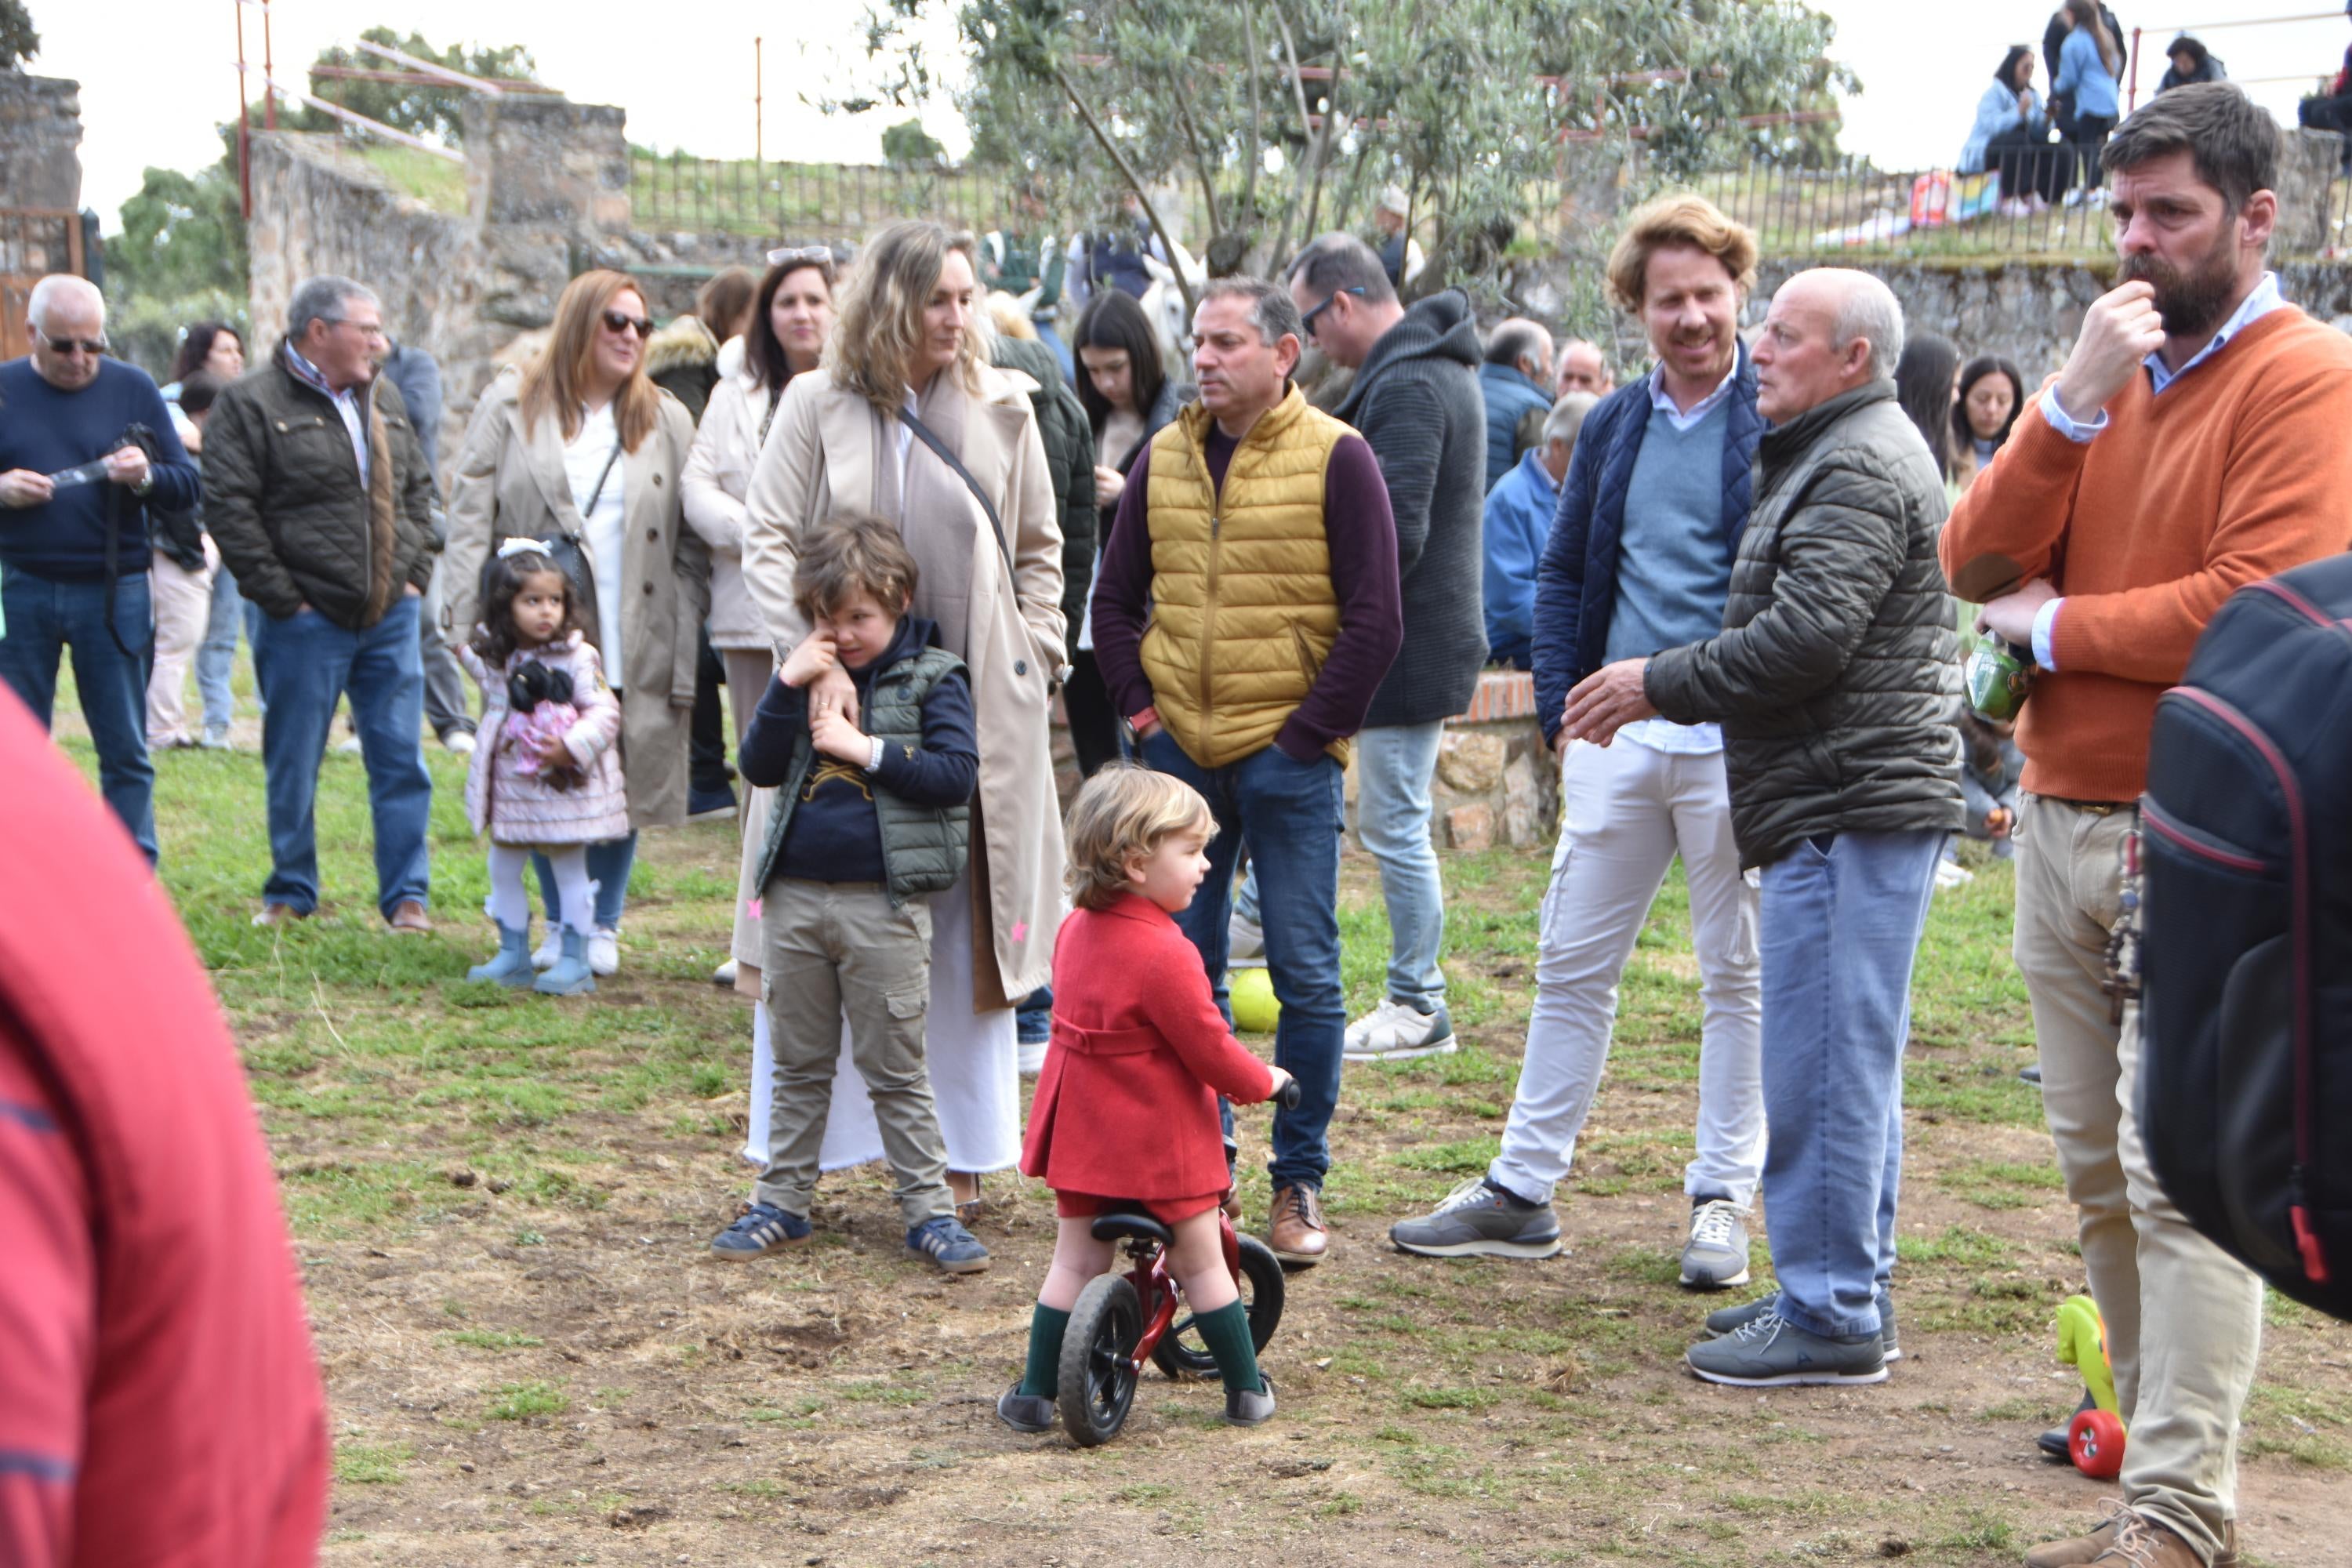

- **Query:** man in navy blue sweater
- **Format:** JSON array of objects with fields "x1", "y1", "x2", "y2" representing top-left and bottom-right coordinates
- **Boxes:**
[
  {"x1": 1390, "y1": 195, "x2": 1770, "y2": 1295},
  {"x1": 0, "y1": 276, "x2": 200, "y2": 864}
]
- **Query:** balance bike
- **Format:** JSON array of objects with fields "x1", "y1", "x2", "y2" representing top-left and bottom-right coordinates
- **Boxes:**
[
  {"x1": 1057, "y1": 1078, "x2": 1300, "y2": 1447},
  {"x1": 2048, "y1": 1293, "x2": 2126, "y2": 1479}
]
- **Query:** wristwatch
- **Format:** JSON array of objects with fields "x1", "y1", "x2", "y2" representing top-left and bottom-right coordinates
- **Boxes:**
[{"x1": 132, "y1": 470, "x2": 154, "y2": 498}]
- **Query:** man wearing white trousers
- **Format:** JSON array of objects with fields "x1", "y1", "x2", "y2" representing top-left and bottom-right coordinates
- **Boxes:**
[{"x1": 1389, "y1": 194, "x2": 1767, "y2": 1287}]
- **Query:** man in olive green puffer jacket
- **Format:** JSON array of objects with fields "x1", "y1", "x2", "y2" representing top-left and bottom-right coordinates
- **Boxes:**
[
  {"x1": 1563, "y1": 267, "x2": 1961, "y2": 1392},
  {"x1": 202, "y1": 275, "x2": 441, "y2": 932}
]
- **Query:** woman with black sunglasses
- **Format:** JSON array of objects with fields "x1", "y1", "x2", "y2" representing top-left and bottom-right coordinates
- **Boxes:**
[{"x1": 444, "y1": 269, "x2": 710, "y2": 980}]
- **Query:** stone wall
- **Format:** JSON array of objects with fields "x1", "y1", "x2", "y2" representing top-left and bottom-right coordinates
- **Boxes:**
[{"x1": 0, "y1": 73, "x2": 82, "y2": 210}]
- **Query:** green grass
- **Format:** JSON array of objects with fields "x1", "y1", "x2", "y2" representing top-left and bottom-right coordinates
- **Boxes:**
[
  {"x1": 485, "y1": 1381, "x2": 570, "y2": 1421},
  {"x1": 332, "y1": 1441, "x2": 411, "y2": 1486},
  {"x1": 357, "y1": 144, "x2": 468, "y2": 213}
]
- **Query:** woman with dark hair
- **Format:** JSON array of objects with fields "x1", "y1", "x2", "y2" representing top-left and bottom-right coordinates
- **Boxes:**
[
  {"x1": 1948, "y1": 355, "x2": 2025, "y2": 492},
  {"x1": 444, "y1": 269, "x2": 710, "y2": 978},
  {"x1": 1894, "y1": 332, "x2": 1962, "y2": 491},
  {"x1": 1065, "y1": 289, "x2": 1184, "y2": 777},
  {"x1": 1963, "y1": 48, "x2": 2071, "y2": 213},
  {"x1": 2157, "y1": 34, "x2": 2224, "y2": 94},
  {"x1": 2052, "y1": 0, "x2": 2123, "y2": 186},
  {"x1": 739, "y1": 219, "x2": 1066, "y2": 1241},
  {"x1": 163, "y1": 321, "x2": 251, "y2": 749},
  {"x1": 684, "y1": 249, "x2": 839, "y2": 995}
]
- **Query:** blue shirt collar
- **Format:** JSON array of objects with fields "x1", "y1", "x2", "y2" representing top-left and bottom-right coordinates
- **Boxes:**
[
  {"x1": 283, "y1": 343, "x2": 354, "y2": 402},
  {"x1": 1647, "y1": 347, "x2": 1741, "y2": 422},
  {"x1": 2147, "y1": 271, "x2": 2285, "y2": 396}
]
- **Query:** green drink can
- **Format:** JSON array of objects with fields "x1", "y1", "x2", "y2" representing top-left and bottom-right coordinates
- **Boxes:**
[{"x1": 1966, "y1": 639, "x2": 2034, "y2": 722}]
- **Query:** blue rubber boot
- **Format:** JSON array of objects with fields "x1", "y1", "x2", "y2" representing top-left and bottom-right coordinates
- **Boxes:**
[
  {"x1": 467, "y1": 921, "x2": 535, "y2": 988},
  {"x1": 535, "y1": 927, "x2": 597, "y2": 996}
]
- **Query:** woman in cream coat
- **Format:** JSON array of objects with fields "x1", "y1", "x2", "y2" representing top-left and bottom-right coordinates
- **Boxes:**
[
  {"x1": 444, "y1": 270, "x2": 710, "y2": 975},
  {"x1": 741, "y1": 220, "x2": 1065, "y2": 1208}
]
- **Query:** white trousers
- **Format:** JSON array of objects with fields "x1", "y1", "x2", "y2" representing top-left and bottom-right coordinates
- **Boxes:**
[
  {"x1": 1489, "y1": 737, "x2": 1767, "y2": 1207},
  {"x1": 743, "y1": 869, "x2": 1022, "y2": 1176}
]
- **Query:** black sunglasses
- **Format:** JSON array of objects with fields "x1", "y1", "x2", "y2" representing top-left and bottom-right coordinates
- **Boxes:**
[
  {"x1": 33, "y1": 325, "x2": 107, "y2": 358},
  {"x1": 601, "y1": 309, "x2": 655, "y2": 339},
  {"x1": 1300, "y1": 285, "x2": 1365, "y2": 339}
]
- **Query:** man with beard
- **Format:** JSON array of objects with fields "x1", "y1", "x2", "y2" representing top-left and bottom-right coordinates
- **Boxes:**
[{"x1": 1944, "y1": 84, "x2": 2352, "y2": 1568}]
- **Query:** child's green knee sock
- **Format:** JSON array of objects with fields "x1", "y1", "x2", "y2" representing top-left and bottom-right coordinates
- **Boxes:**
[
  {"x1": 1193, "y1": 1299, "x2": 1263, "y2": 1395},
  {"x1": 1018, "y1": 1304, "x2": 1070, "y2": 1397}
]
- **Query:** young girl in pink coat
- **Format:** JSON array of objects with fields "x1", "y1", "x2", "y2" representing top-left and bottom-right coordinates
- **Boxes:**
[{"x1": 459, "y1": 541, "x2": 627, "y2": 995}]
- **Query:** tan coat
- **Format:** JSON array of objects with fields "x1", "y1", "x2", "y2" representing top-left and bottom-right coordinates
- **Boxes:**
[
  {"x1": 742, "y1": 362, "x2": 1065, "y2": 1007},
  {"x1": 679, "y1": 365, "x2": 782, "y2": 650},
  {"x1": 442, "y1": 370, "x2": 711, "y2": 832}
]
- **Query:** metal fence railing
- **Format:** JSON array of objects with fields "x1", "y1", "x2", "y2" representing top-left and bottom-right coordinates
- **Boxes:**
[
  {"x1": 1669, "y1": 151, "x2": 2124, "y2": 260},
  {"x1": 629, "y1": 153, "x2": 1025, "y2": 240}
]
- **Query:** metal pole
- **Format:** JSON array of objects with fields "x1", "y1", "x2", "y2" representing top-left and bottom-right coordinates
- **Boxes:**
[
  {"x1": 262, "y1": 0, "x2": 276, "y2": 130},
  {"x1": 235, "y1": 0, "x2": 252, "y2": 216},
  {"x1": 2127, "y1": 27, "x2": 2143, "y2": 114},
  {"x1": 756, "y1": 37, "x2": 764, "y2": 165}
]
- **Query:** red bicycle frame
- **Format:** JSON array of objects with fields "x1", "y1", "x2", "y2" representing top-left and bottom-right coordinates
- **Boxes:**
[{"x1": 1106, "y1": 1213, "x2": 1246, "y2": 1375}]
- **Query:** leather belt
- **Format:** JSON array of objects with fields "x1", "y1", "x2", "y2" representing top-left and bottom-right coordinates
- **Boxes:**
[{"x1": 2046, "y1": 797, "x2": 2132, "y2": 817}]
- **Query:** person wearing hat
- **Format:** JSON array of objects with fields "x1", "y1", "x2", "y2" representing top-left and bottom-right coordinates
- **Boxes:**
[{"x1": 1370, "y1": 186, "x2": 1426, "y2": 292}]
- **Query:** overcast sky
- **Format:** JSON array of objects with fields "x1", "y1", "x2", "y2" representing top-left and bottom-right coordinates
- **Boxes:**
[{"x1": 43, "y1": 1, "x2": 2344, "y2": 235}]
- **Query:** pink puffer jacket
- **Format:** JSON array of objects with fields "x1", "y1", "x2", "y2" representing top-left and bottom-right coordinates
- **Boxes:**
[{"x1": 460, "y1": 633, "x2": 630, "y2": 845}]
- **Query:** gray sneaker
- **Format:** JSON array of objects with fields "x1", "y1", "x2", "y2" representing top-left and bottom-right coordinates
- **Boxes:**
[
  {"x1": 1389, "y1": 1177, "x2": 1563, "y2": 1259},
  {"x1": 1703, "y1": 1289, "x2": 1900, "y2": 1362},
  {"x1": 1685, "y1": 1308, "x2": 1887, "y2": 1387},
  {"x1": 1679, "y1": 1199, "x2": 1752, "y2": 1289}
]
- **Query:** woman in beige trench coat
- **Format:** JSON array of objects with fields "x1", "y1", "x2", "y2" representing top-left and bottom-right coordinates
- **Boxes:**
[
  {"x1": 443, "y1": 270, "x2": 710, "y2": 978},
  {"x1": 740, "y1": 220, "x2": 1065, "y2": 1205}
]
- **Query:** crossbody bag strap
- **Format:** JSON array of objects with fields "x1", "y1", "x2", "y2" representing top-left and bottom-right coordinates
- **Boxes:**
[
  {"x1": 581, "y1": 437, "x2": 623, "y2": 524},
  {"x1": 898, "y1": 408, "x2": 1014, "y2": 574}
]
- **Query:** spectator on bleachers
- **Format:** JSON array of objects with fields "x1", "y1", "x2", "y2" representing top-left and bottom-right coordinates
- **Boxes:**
[
  {"x1": 1948, "y1": 354, "x2": 2025, "y2": 492},
  {"x1": 1478, "y1": 318, "x2": 1555, "y2": 491},
  {"x1": 1483, "y1": 392, "x2": 1595, "y2": 670},
  {"x1": 2052, "y1": 1, "x2": 2124, "y2": 187},
  {"x1": 2156, "y1": 35, "x2": 2223, "y2": 95},
  {"x1": 1963, "y1": 46, "x2": 2072, "y2": 214},
  {"x1": 2297, "y1": 9, "x2": 2352, "y2": 154},
  {"x1": 2043, "y1": 2, "x2": 2125, "y2": 129}
]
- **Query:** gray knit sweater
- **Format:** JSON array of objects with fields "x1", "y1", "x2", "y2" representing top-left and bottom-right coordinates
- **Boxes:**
[{"x1": 1335, "y1": 289, "x2": 1490, "y2": 728}]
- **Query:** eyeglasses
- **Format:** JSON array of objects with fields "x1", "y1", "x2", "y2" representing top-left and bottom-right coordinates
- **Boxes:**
[
  {"x1": 325, "y1": 317, "x2": 388, "y2": 342},
  {"x1": 767, "y1": 245, "x2": 837, "y2": 269},
  {"x1": 1299, "y1": 285, "x2": 1365, "y2": 340},
  {"x1": 31, "y1": 325, "x2": 107, "y2": 358},
  {"x1": 601, "y1": 309, "x2": 655, "y2": 339}
]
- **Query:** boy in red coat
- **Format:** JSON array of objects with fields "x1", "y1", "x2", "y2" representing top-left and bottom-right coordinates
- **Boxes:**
[{"x1": 1000, "y1": 768, "x2": 1294, "y2": 1431}]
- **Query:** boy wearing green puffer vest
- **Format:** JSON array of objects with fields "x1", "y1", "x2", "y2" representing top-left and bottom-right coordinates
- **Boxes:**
[{"x1": 708, "y1": 514, "x2": 990, "y2": 1275}]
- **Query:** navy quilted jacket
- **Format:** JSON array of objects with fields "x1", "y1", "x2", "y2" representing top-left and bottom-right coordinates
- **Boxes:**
[{"x1": 1531, "y1": 343, "x2": 1762, "y2": 747}]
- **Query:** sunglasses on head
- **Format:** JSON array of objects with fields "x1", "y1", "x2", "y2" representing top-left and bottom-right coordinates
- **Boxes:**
[
  {"x1": 601, "y1": 308, "x2": 655, "y2": 338},
  {"x1": 1300, "y1": 285, "x2": 1366, "y2": 339},
  {"x1": 768, "y1": 244, "x2": 837, "y2": 268},
  {"x1": 34, "y1": 325, "x2": 107, "y2": 358}
]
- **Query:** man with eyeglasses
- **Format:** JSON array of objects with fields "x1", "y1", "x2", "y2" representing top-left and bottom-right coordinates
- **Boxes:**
[
  {"x1": 0, "y1": 274, "x2": 199, "y2": 866},
  {"x1": 203, "y1": 274, "x2": 441, "y2": 932},
  {"x1": 1285, "y1": 234, "x2": 1488, "y2": 1067}
]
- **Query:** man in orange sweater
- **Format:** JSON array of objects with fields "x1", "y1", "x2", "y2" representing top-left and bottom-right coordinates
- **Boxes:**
[{"x1": 1944, "y1": 84, "x2": 2352, "y2": 1568}]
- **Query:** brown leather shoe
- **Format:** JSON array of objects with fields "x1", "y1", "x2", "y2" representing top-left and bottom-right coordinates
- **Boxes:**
[
  {"x1": 2026, "y1": 1511, "x2": 2125, "y2": 1568},
  {"x1": 252, "y1": 902, "x2": 310, "y2": 928},
  {"x1": 1267, "y1": 1183, "x2": 1328, "y2": 1266},
  {"x1": 2086, "y1": 1515, "x2": 2212, "y2": 1568},
  {"x1": 387, "y1": 900, "x2": 432, "y2": 934},
  {"x1": 1220, "y1": 1187, "x2": 1243, "y2": 1221}
]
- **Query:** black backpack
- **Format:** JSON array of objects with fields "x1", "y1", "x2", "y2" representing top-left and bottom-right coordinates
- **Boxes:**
[{"x1": 2140, "y1": 554, "x2": 2352, "y2": 1322}]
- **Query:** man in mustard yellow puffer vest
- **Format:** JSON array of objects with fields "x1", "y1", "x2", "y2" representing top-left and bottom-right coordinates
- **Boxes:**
[{"x1": 1092, "y1": 276, "x2": 1403, "y2": 1267}]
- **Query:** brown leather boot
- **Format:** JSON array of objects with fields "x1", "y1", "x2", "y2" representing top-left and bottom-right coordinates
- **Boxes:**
[
  {"x1": 2024, "y1": 1504, "x2": 2131, "y2": 1568},
  {"x1": 1267, "y1": 1184, "x2": 1328, "y2": 1266},
  {"x1": 2086, "y1": 1514, "x2": 2216, "y2": 1568}
]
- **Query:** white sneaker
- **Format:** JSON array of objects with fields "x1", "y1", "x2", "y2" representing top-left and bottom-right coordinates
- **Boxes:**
[
  {"x1": 334, "y1": 734, "x2": 365, "y2": 756},
  {"x1": 1017, "y1": 1040, "x2": 1047, "y2": 1076},
  {"x1": 443, "y1": 729, "x2": 477, "y2": 756},
  {"x1": 589, "y1": 927, "x2": 620, "y2": 976},
  {"x1": 1934, "y1": 857, "x2": 1975, "y2": 890},
  {"x1": 531, "y1": 931, "x2": 561, "y2": 971},
  {"x1": 1343, "y1": 998, "x2": 1457, "y2": 1062},
  {"x1": 713, "y1": 957, "x2": 739, "y2": 988},
  {"x1": 1228, "y1": 912, "x2": 1267, "y2": 967}
]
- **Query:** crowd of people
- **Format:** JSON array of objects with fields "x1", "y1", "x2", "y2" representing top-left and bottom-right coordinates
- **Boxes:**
[{"x1": 1, "y1": 78, "x2": 2341, "y2": 1568}]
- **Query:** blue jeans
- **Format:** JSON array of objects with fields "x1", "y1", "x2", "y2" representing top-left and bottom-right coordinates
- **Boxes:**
[
  {"x1": 1354, "y1": 720, "x2": 1448, "y2": 1012},
  {"x1": 1140, "y1": 730, "x2": 1346, "y2": 1191},
  {"x1": 533, "y1": 832, "x2": 637, "y2": 931},
  {"x1": 197, "y1": 558, "x2": 245, "y2": 733},
  {"x1": 0, "y1": 569, "x2": 158, "y2": 864},
  {"x1": 249, "y1": 593, "x2": 433, "y2": 916},
  {"x1": 1755, "y1": 828, "x2": 1943, "y2": 1341}
]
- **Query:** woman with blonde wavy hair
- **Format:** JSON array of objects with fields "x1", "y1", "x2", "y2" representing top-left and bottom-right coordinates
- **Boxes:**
[
  {"x1": 739, "y1": 220, "x2": 1065, "y2": 1227},
  {"x1": 444, "y1": 269, "x2": 710, "y2": 978}
]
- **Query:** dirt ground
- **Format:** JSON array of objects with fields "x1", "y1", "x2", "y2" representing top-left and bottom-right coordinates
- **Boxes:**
[{"x1": 259, "y1": 825, "x2": 2349, "y2": 1568}]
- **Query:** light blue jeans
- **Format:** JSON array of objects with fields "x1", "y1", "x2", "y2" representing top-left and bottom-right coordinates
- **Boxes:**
[
  {"x1": 197, "y1": 557, "x2": 246, "y2": 733},
  {"x1": 1354, "y1": 720, "x2": 1448, "y2": 1013},
  {"x1": 1755, "y1": 828, "x2": 1943, "y2": 1341}
]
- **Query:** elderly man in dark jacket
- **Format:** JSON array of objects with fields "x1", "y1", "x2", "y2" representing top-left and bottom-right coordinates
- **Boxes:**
[
  {"x1": 205, "y1": 275, "x2": 441, "y2": 931},
  {"x1": 1566, "y1": 267, "x2": 1962, "y2": 1388},
  {"x1": 1289, "y1": 235, "x2": 1486, "y2": 1064}
]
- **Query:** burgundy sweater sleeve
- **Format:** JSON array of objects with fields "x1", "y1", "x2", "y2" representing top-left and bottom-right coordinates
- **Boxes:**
[
  {"x1": 0, "y1": 1026, "x2": 95, "y2": 1568},
  {"x1": 1088, "y1": 443, "x2": 1160, "y2": 724},
  {"x1": 1273, "y1": 434, "x2": 1403, "y2": 760}
]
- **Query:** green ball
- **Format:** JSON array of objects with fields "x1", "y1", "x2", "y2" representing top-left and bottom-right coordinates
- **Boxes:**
[{"x1": 1230, "y1": 965, "x2": 1281, "y2": 1033}]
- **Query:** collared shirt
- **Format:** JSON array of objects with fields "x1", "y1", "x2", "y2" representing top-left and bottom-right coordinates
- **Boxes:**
[
  {"x1": 1647, "y1": 357, "x2": 1740, "y2": 435},
  {"x1": 283, "y1": 344, "x2": 368, "y2": 484},
  {"x1": 2029, "y1": 271, "x2": 2288, "y2": 669}
]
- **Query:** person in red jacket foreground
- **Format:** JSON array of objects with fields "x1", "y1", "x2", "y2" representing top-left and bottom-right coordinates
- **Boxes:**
[
  {"x1": 1000, "y1": 767, "x2": 1295, "y2": 1432},
  {"x1": 0, "y1": 684, "x2": 328, "y2": 1566}
]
